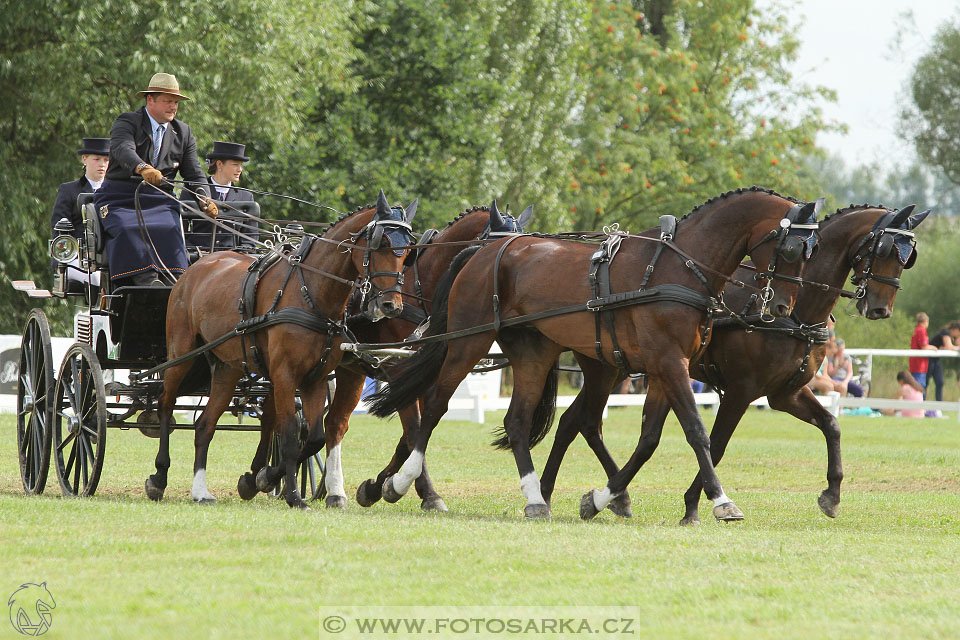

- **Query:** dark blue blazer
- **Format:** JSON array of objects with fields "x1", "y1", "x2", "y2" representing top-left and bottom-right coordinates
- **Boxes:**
[
  {"x1": 104, "y1": 106, "x2": 209, "y2": 198},
  {"x1": 50, "y1": 176, "x2": 94, "y2": 240}
]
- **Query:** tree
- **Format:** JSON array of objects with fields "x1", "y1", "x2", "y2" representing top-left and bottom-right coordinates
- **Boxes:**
[
  {"x1": 562, "y1": 0, "x2": 838, "y2": 231},
  {"x1": 902, "y1": 15, "x2": 960, "y2": 185}
]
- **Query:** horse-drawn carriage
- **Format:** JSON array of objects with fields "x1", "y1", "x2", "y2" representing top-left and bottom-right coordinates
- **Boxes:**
[{"x1": 13, "y1": 190, "x2": 326, "y2": 499}]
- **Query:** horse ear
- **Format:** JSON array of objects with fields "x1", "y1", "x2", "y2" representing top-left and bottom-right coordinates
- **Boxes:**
[
  {"x1": 797, "y1": 197, "x2": 824, "y2": 223},
  {"x1": 403, "y1": 198, "x2": 418, "y2": 222},
  {"x1": 489, "y1": 199, "x2": 505, "y2": 228},
  {"x1": 375, "y1": 189, "x2": 390, "y2": 219},
  {"x1": 517, "y1": 205, "x2": 534, "y2": 229},
  {"x1": 907, "y1": 208, "x2": 931, "y2": 230},
  {"x1": 889, "y1": 204, "x2": 916, "y2": 229}
]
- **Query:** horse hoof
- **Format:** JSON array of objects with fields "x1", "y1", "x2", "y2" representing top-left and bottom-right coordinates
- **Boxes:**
[
  {"x1": 713, "y1": 502, "x2": 744, "y2": 521},
  {"x1": 607, "y1": 492, "x2": 633, "y2": 518},
  {"x1": 818, "y1": 492, "x2": 839, "y2": 519},
  {"x1": 355, "y1": 479, "x2": 382, "y2": 508},
  {"x1": 193, "y1": 496, "x2": 217, "y2": 505},
  {"x1": 255, "y1": 467, "x2": 278, "y2": 493},
  {"x1": 421, "y1": 496, "x2": 448, "y2": 512},
  {"x1": 237, "y1": 473, "x2": 259, "y2": 501},
  {"x1": 382, "y1": 476, "x2": 403, "y2": 504},
  {"x1": 524, "y1": 503, "x2": 551, "y2": 519},
  {"x1": 325, "y1": 495, "x2": 347, "y2": 509},
  {"x1": 144, "y1": 477, "x2": 165, "y2": 502},
  {"x1": 678, "y1": 514, "x2": 701, "y2": 527},
  {"x1": 579, "y1": 492, "x2": 600, "y2": 521},
  {"x1": 288, "y1": 497, "x2": 311, "y2": 510}
]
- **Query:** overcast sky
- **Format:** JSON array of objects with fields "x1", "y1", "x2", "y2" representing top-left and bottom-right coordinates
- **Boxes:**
[{"x1": 773, "y1": 0, "x2": 959, "y2": 170}]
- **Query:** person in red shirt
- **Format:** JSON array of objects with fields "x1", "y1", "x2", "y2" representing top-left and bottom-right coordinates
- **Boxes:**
[{"x1": 909, "y1": 312, "x2": 938, "y2": 391}]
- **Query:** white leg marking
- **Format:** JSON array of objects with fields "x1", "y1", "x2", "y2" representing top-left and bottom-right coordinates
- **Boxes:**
[
  {"x1": 711, "y1": 491, "x2": 731, "y2": 507},
  {"x1": 393, "y1": 450, "x2": 424, "y2": 495},
  {"x1": 592, "y1": 486, "x2": 613, "y2": 511},
  {"x1": 520, "y1": 472, "x2": 546, "y2": 506},
  {"x1": 325, "y1": 444, "x2": 345, "y2": 498},
  {"x1": 191, "y1": 468, "x2": 213, "y2": 501}
]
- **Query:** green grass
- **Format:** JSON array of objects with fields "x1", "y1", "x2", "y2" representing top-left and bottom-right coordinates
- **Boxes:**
[{"x1": 2, "y1": 408, "x2": 959, "y2": 639}]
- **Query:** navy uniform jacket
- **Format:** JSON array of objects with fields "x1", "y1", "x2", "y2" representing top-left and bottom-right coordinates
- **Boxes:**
[
  {"x1": 104, "y1": 106, "x2": 209, "y2": 198},
  {"x1": 180, "y1": 177, "x2": 256, "y2": 253},
  {"x1": 50, "y1": 176, "x2": 94, "y2": 240}
]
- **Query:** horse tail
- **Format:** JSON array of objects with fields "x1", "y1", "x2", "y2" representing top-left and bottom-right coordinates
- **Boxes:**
[
  {"x1": 368, "y1": 245, "x2": 483, "y2": 418},
  {"x1": 490, "y1": 362, "x2": 559, "y2": 450}
]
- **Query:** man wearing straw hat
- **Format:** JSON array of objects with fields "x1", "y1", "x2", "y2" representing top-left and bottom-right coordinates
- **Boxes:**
[{"x1": 95, "y1": 72, "x2": 218, "y2": 286}]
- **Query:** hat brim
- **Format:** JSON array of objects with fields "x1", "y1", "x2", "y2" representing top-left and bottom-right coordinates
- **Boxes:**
[
  {"x1": 137, "y1": 89, "x2": 190, "y2": 100},
  {"x1": 77, "y1": 148, "x2": 110, "y2": 156},
  {"x1": 206, "y1": 154, "x2": 250, "y2": 162}
]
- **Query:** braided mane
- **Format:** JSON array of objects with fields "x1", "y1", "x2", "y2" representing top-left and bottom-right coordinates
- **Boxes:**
[
  {"x1": 444, "y1": 205, "x2": 489, "y2": 228},
  {"x1": 680, "y1": 186, "x2": 802, "y2": 221},
  {"x1": 820, "y1": 203, "x2": 889, "y2": 224}
]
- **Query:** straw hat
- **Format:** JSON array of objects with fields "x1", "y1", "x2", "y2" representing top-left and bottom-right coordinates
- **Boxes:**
[{"x1": 137, "y1": 73, "x2": 190, "y2": 100}]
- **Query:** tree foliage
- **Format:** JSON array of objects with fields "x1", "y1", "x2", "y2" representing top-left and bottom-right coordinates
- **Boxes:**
[
  {"x1": 902, "y1": 15, "x2": 960, "y2": 185},
  {"x1": 1, "y1": 0, "x2": 839, "y2": 334}
]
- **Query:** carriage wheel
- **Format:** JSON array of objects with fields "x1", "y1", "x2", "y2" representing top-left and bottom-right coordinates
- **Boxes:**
[
  {"x1": 270, "y1": 403, "x2": 326, "y2": 500},
  {"x1": 16, "y1": 309, "x2": 55, "y2": 495},
  {"x1": 53, "y1": 343, "x2": 107, "y2": 497}
]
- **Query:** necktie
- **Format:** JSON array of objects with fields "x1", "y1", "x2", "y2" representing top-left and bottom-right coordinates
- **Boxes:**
[{"x1": 152, "y1": 124, "x2": 163, "y2": 165}]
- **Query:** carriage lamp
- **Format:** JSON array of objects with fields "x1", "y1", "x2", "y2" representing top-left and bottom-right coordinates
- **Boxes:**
[
  {"x1": 50, "y1": 218, "x2": 79, "y2": 263},
  {"x1": 284, "y1": 223, "x2": 305, "y2": 237}
]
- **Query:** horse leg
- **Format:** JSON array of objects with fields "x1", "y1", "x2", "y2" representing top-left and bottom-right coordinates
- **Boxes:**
[
  {"x1": 260, "y1": 373, "x2": 309, "y2": 509},
  {"x1": 580, "y1": 381, "x2": 668, "y2": 520},
  {"x1": 293, "y1": 374, "x2": 341, "y2": 508},
  {"x1": 145, "y1": 356, "x2": 193, "y2": 502},
  {"x1": 540, "y1": 357, "x2": 631, "y2": 515},
  {"x1": 238, "y1": 394, "x2": 274, "y2": 500},
  {"x1": 679, "y1": 393, "x2": 750, "y2": 526},
  {"x1": 191, "y1": 365, "x2": 243, "y2": 504},
  {"x1": 381, "y1": 334, "x2": 496, "y2": 503},
  {"x1": 768, "y1": 386, "x2": 843, "y2": 518}
]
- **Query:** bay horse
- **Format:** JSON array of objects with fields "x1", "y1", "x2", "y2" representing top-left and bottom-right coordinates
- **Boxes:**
[
  {"x1": 537, "y1": 203, "x2": 928, "y2": 523},
  {"x1": 146, "y1": 190, "x2": 416, "y2": 509},
  {"x1": 238, "y1": 201, "x2": 532, "y2": 509},
  {"x1": 369, "y1": 187, "x2": 819, "y2": 519}
]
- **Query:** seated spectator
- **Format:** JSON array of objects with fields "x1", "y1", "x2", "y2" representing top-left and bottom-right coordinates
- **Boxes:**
[
  {"x1": 827, "y1": 339, "x2": 864, "y2": 397},
  {"x1": 881, "y1": 371, "x2": 925, "y2": 418},
  {"x1": 807, "y1": 341, "x2": 836, "y2": 395}
]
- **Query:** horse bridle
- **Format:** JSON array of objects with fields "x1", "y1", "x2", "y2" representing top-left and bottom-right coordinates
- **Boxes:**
[
  {"x1": 352, "y1": 215, "x2": 415, "y2": 312},
  {"x1": 746, "y1": 203, "x2": 821, "y2": 314},
  {"x1": 848, "y1": 211, "x2": 918, "y2": 297}
]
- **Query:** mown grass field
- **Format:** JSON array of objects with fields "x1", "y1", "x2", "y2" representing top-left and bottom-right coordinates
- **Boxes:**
[{"x1": 2, "y1": 408, "x2": 959, "y2": 639}]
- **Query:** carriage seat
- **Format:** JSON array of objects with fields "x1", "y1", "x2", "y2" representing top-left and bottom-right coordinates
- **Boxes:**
[
  {"x1": 181, "y1": 199, "x2": 261, "y2": 262},
  {"x1": 79, "y1": 192, "x2": 107, "y2": 268}
]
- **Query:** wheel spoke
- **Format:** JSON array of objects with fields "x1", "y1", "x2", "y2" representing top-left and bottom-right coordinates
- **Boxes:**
[
  {"x1": 71, "y1": 438, "x2": 82, "y2": 493},
  {"x1": 80, "y1": 436, "x2": 91, "y2": 491},
  {"x1": 31, "y1": 423, "x2": 42, "y2": 480},
  {"x1": 64, "y1": 439, "x2": 77, "y2": 480},
  {"x1": 57, "y1": 430, "x2": 76, "y2": 452}
]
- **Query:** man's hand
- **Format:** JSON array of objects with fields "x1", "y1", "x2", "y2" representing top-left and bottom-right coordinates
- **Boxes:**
[
  {"x1": 200, "y1": 197, "x2": 219, "y2": 218},
  {"x1": 138, "y1": 165, "x2": 164, "y2": 187}
]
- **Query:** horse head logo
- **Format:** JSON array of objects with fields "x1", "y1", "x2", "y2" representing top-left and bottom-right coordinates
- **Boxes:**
[{"x1": 8, "y1": 583, "x2": 55, "y2": 636}]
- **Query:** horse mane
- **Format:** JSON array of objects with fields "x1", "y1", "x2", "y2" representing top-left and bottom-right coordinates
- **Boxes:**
[
  {"x1": 326, "y1": 202, "x2": 377, "y2": 233},
  {"x1": 680, "y1": 186, "x2": 802, "y2": 222},
  {"x1": 820, "y1": 203, "x2": 889, "y2": 225},
  {"x1": 444, "y1": 205, "x2": 489, "y2": 228}
]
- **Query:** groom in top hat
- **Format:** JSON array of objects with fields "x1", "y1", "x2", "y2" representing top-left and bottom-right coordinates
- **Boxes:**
[
  {"x1": 50, "y1": 137, "x2": 111, "y2": 240},
  {"x1": 181, "y1": 141, "x2": 255, "y2": 254},
  {"x1": 95, "y1": 72, "x2": 218, "y2": 286}
]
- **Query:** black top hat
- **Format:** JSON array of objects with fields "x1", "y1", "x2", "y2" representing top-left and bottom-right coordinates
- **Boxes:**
[
  {"x1": 77, "y1": 137, "x2": 110, "y2": 156},
  {"x1": 205, "y1": 141, "x2": 250, "y2": 162}
]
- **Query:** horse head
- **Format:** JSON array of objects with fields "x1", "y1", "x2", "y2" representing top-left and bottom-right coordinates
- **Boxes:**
[
  {"x1": 850, "y1": 204, "x2": 930, "y2": 319},
  {"x1": 750, "y1": 196, "x2": 823, "y2": 317},
  {"x1": 357, "y1": 189, "x2": 418, "y2": 321}
]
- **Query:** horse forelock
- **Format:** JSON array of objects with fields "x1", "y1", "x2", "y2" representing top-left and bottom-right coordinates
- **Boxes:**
[{"x1": 680, "y1": 186, "x2": 801, "y2": 222}]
